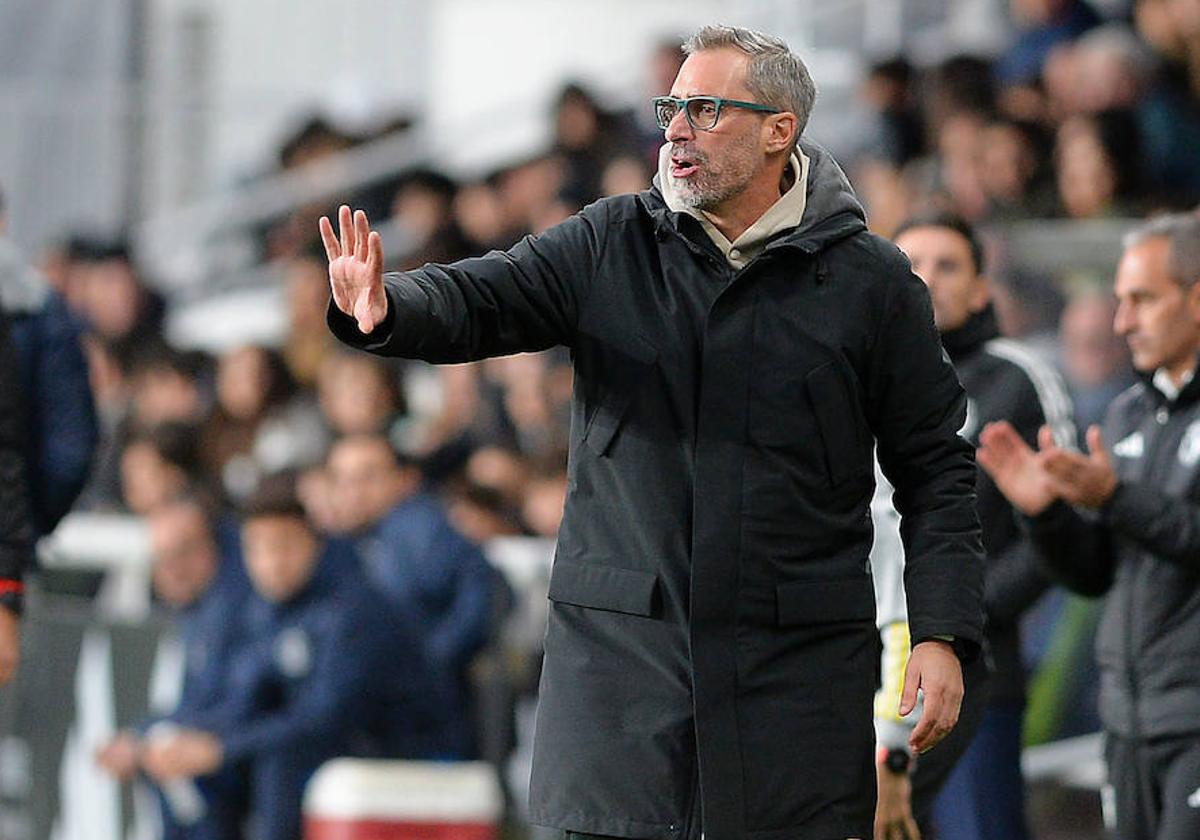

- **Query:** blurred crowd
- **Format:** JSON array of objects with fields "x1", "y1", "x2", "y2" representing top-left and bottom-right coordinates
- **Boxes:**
[{"x1": 0, "y1": 0, "x2": 1198, "y2": 836}]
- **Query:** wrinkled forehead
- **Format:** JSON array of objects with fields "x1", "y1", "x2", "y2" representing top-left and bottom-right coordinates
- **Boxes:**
[{"x1": 669, "y1": 48, "x2": 752, "y2": 99}]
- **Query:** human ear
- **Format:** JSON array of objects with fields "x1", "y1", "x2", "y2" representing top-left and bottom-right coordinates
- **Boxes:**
[{"x1": 764, "y1": 112, "x2": 797, "y2": 153}]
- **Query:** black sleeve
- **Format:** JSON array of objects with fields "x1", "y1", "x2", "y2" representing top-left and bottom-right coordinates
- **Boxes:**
[
  {"x1": 0, "y1": 309, "x2": 35, "y2": 583},
  {"x1": 1024, "y1": 501, "x2": 1115, "y2": 597},
  {"x1": 867, "y1": 253, "x2": 985, "y2": 654},
  {"x1": 328, "y1": 202, "x2": 609, "y2": 362},
  {"x1": 983, "y1": 539, "x2": 1052, "y2": 625},
  {"x1": 1101, "y1": 480, "x2": 1200, "y2": 573}
]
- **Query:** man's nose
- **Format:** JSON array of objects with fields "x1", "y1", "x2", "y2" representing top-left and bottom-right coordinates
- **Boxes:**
[
  {"x1": 664, "y1": 109, "x2": 694, "y2": 143},
  {"x1": 1113, "y1": 304, "x2": 1132, "y2": 336}
]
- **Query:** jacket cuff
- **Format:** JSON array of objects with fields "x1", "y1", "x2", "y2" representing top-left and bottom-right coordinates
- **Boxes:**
[
  {"x1": 1101, "y1": 481, "x2": 1151, "y2": 534},
  {"x1": 326, "y1": 291, "x2": 396, "y2": 350}
]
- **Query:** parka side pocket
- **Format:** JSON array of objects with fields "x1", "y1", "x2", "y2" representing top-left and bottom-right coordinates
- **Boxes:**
[
  {"x1": 805, "y1": 362, "x2": 869, "y2": 487},
  {"x1": 548, "y1": 561, "x2": 659, "y2": 617}
]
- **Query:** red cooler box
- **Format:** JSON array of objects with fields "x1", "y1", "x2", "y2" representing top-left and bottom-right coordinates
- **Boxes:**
[{"x1": 304, "y1": 759, "x2": 503, "y2": 840}]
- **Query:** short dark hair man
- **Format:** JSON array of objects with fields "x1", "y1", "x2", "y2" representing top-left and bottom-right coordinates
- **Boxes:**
[
  {"x1": 323, "y1": 26, "x2": 985, "y2": 840},
  {"x1": 979, "y1": 213, "x2": 1200, "y2": 840},
  {"x1": 871, "y1": 214, "x2": 1075, "y2": 840}
]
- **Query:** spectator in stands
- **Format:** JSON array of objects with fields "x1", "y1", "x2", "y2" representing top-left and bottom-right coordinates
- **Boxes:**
[
  {"x1": 139, "y1": 476, "x2": 437, "y2": 840},
  {"x1": 95, "y1": 498, "x2": 251, "y2": 837},
  {"x1": 1062, "y1": 24, "x2": 1200, "y2": 204},
  {"x1": 0, "y1": 307, "x2": 35, "y2": 685},
  {"x1": 0, "y1": 195, "x2": 98, "y2": 538},
  {"x1": 202, "y1": 344, "x2": 327, "y2": 503},
  {"x1": 997, "y1": 0, "x2": 1100, "y2": 87},
  {"x1": 600, "y1": 154, "x2": 653, "y2": 198},
  {"x1": 552, "y1": 82, "x2": 631, "y2": 209},
  {"x1": 64, "y1": 236, "x2": 164, "y2": 345},
  {"x1": 874, "y1": 214, "x2": 1076, "y2": 840},
  {"x1": 857, "y1": 57, "x2": 925, "y2": 168},
  {"x1": 389, "y1": 169, "x2": 481, "y2": 269},
  {"x1": 979, "y1": 118, "x2": 1058, "y2": 220},
  {"x1": 315, "y1": 348, "x2": 406, "y2": 444},
  {"x1": 120, "y1": 423, "x2": 204, "y2": 516},
  {"x1": 452, "y1": 180, "x2": 513, "y2": 253},
  {"x1": 446, "y1": 481, "x2": 526, "y2": 544},
  {"x1": 979, "y1": 213, "x2": 1200, "y2": 840},
  {"x1": 1059, "y1": 288, "x2": 1135, "y2": 432},
  {"x1": 521, "y1": 456, "x2": 568, "y2": 539},
  {"x1": 1055, "y1": 109, "x2": 1146, "y2": 219},
  {"x1": 327, "y1": 434, "x2": 497, "y2": 758},
  {"x1": 282, "y1": 246, "x2": 337, "y2": 389}
]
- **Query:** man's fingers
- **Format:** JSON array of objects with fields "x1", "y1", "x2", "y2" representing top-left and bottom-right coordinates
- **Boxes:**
[
  {"x1": 908, "y1": 701, "x2": 935, "y2": 751},
  {"x1": 318, "y1": 216, "x2": 341, "y2": 261},
  {"x1": 1087, "y1": 425, "x2": 1108, "y2": 463},
  {"x1": 1037, "y1": 423, "x2": 1057, "y2": 452},
  {"x1": 367, "y1": 230, "x2": 384, "y2": 274},
  {"x1": 354, "y1": 210, "x2": 370, "y2": 260},
  {"x1": 898, "y1": 662, "x2": 919, "y2": 717},
  {"x1": 338, "y1": 204, "x2": 354, "y2": 257}
]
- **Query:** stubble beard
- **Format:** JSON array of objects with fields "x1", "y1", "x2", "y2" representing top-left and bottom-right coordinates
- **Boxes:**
[{"x1": 670, "y1": 132, "x2": 762, "y2": 212}]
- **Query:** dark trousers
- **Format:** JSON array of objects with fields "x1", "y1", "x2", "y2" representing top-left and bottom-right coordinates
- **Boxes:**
[
  {"x1": 1105, "y1": 732, "x2": 1200, "y2": 840},
  {"x1": 157, "y1": 764, "x2": 247, "y2": 840},
  {"x1": 930, "y1": 698, "x2": 1031, "y2": 840}
]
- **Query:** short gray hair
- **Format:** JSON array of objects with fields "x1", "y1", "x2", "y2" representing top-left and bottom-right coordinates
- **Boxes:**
[
  {"x1": 1123, "y1": 213, "x2": 1200, "y2": 289},
  {"x1": 683, "y1": 25, "x2": 817, "y2": 145}
]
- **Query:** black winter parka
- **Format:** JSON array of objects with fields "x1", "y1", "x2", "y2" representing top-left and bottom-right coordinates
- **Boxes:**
[{"x1": 330, "y1": 141, "x2": 985, "y2": 840}]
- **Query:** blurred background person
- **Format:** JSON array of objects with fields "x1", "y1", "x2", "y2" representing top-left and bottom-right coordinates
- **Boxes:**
[
  {"x1": 0, "y1": 306, "x2": 35, "y2": 685},
  {"x1": 139, "y1": 477, "x2": 438, "y2": 840},
  {"x1": 327, "y1": 434, "x2": 500, "y2": 759},
  {"x1": 95, "y1": 498, "x2": 251, "y2": 838},
  {"x1": 978, "y1": 213, "x2": 1200, "y2": 840},
  {"x1": 883, "y1": 213, "x2": 1076, "y2": 840}
]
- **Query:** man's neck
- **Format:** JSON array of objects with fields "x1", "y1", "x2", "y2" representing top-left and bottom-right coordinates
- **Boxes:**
[
  {"x1": 1164, "y1": 357, "x2": 1199, "y2": 391},
  {"x1": 703, "y1": 161, "x2": 792, "y2": 241}
]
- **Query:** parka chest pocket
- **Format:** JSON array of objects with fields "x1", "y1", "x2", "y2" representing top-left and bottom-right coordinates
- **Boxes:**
[
  {"x1": 582, "y1": 336, "x2": 658, "y2": 456},
  {"x1": 751, "y1": 355, "x2": 871, "y2": 488},
  {"x1": 805, "y1": 362, "x2": 871, "y2": 488}
]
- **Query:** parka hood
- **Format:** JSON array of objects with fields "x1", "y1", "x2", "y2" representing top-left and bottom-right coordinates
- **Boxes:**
[{"x1": 645, "y1": 137, "x2": 866, "y2": 254}]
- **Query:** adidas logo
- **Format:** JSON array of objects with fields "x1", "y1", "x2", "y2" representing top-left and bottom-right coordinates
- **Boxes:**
[{"x1": 1112, "y1": 432, "x2": 1144, "y2": 460}]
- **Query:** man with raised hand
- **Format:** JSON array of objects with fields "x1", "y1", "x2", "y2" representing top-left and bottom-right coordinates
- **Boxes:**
[
  {"x1": 323, "y1": 26, "x2": 985, "y2": 840},
  {"x1": 979, "y1": 213, "x2": 1200, "y2": 840}
]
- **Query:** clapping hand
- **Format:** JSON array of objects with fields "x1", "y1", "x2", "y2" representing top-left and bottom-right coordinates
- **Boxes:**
[{"x1": 318, "y1": 205, "x2": 388, "y2": 334}]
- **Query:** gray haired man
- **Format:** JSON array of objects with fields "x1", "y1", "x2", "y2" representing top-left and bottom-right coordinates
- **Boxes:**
[
  {"x1": 980, "y1": 214, "x2": 1200, "y2": 840},
  {"x1": 324, "y1": 26, "x2": 985, "y2": 840}
]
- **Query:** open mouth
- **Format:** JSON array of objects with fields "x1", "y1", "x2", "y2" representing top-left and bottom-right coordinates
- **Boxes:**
[{"x1": 670, "y1": 155, "x2": 699, "y2": 178}]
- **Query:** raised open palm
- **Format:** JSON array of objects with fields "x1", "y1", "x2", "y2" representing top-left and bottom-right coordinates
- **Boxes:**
[{"x1": 319, "y1": 205, "x2": 387, "y2": 334}]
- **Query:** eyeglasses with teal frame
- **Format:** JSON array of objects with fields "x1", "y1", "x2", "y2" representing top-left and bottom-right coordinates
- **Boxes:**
[{"x1": 652, "y1": 95, "x2": 782, "y2": 131}]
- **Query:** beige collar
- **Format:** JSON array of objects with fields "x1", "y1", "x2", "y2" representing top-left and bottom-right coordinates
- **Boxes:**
[{"x1": 657, "y1": 144, "x2": 810, "y2": 269}]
